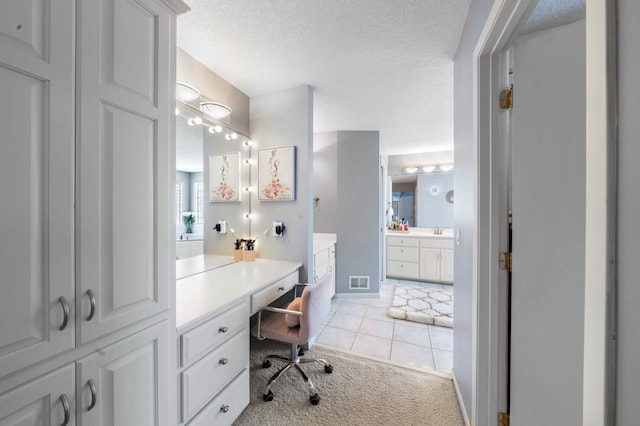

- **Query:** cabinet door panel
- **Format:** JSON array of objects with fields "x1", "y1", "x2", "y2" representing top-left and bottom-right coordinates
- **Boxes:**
[
  {"x1": 419, "y1": 248, "x2": 440, "y2": 281},
  {"x1": 76, "y1": 321, "x2": 169, "y2": 426},
  {"x1": 440, "y1": 249, "x2": 454, "y2": 283},
  {"x1": 0, "y1": 364, "x2": 75, "y2": 425},
  {"x1": 0, "y1": 1, "x2": 74, "y2": 378},
  {"x1": 77, "y1": 0, "x2": 173, "y2": 343}
]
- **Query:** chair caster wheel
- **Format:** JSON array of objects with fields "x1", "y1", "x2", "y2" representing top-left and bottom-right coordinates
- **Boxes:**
[
  {"x1": 310, "y1": 393, "x2": 320, "y2": 405},
  {"x1": 263, "y1": 391, "x2": 274, "y2": 402},
  {"x1": 324, "y1": 364, "x2": 333, "y2": 374},
  {"x1": 262, "y1": 360, "x2": 271, "y2": 368}
]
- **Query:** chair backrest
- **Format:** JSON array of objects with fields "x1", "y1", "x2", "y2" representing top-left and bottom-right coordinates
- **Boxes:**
[{"x1": 298, "y1": 273, "x2": 333, "y2": 343}]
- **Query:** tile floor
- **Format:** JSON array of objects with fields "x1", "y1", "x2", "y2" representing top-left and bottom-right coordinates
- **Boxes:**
[{"x1": 315, "y1": 279, "x2": 454, "y2": 375}]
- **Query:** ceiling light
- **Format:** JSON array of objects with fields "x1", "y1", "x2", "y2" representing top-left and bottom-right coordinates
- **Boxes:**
[
  {"x1": 439, "y1": 164, "x2": 454, "y2": 172},
  {"x1": 176, "y1": 81, "x2": 200, "y2": 102},
  {"x1": 200, "y1": 101, "x2": 232, "y2": 119},
  {"x1": 403, "y1": 167, "x2": 419, "y2": 174},
  {"x1": 422, "y1": 165, "x2": 436, "y2": 173}
]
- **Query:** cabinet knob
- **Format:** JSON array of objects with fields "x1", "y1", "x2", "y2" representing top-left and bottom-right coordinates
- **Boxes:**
[
  {"x1": 219, "y1": 326, "x2": 229, "y2": 333},
  {"x1": 220, "y1": 404, "x2": 230, "y2": 413},
  {"x1": 219, "y1": 357, "x2": 229, "y2": 365}
]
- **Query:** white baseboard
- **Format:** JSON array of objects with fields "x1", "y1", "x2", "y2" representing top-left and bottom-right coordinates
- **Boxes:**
[
  {"x1": 451, "y1": 369, "x2": 470, "y2": 426},
  {"x1": 334, "y1": 292, "x2": 379, "y2": 299}
]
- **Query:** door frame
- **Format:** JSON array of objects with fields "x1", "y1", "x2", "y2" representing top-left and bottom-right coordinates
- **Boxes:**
[{"x1": 472, "y1": 0, "x2": 616, "y2": 424}]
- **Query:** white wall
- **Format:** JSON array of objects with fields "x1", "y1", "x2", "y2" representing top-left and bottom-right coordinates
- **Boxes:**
[
  {"x1": 250, "y1": 85, "x2": 314, "y2": 282},
  {"x1": 510, "y1": 20, "x2": 586, "y2": 424},
  {"x1": 313, "y1": 132, "x2": 338, "y2": 233},
  {"x1": 452, "y1": 0, "x2": 495, "y2": 418},
  {"x1": 616, "y1": 0, "x2": 640, "y2": 422}
]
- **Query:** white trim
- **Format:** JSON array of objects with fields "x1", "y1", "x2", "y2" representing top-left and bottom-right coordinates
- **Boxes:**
[{"x1": 452, "y1": 370, "x2": 471, "y2": 426}]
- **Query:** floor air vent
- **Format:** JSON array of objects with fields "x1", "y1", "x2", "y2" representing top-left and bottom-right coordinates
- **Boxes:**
[{"x1": 349, "y1": 276, "x2": 370, "y2": 290}]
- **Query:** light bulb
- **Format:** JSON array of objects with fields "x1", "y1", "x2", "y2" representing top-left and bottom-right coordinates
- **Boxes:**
[
  {"x1": 214, "y1": 125, "x2": 222, "y2": 133},
  {"x1": 244, "y1": 186, "x2": 254, "y2": 192},
  {"x1": 187, "y1": 118, "x2": 195, "y2": 126},
  {"x1": 244, "y1": 140, "x2": 253, "y2": 147},
  {"x1": 193, "y1": 117, "x2": 202, "y2": 125},
  {"x1": 175, "y1": 107, "x2": 180, "y2": 116},
  {"x1": 208, "y1": 126, "x2": 215, "y2": 133},
  {"x1": 231, "y1": 132, "x2": 238, "y2": 140},
  {"x1": 245, "y1": 213, "x2": 253, "y2": 220},
  {"x1": 439, "y1": 164, "x2": 454, "y2": 172},
  {"x1": 243, "y1": 158, "x2": 253, "y2": 165},
  {"x1": 404, "y1": 167, "x2": 418, "y2": 174},
  {"x1": 422, "y1": 165, "x2": 436, "y2": 173},
  {"x1": 225, "y1": 134, "x2": 231, "y2": 140}
]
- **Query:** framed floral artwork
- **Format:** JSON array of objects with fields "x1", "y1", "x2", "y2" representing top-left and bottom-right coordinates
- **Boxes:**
[
  {"x1": 258, "y1": 146, "x2": 296, "y2": 201},
  {"x1": 209, "y1": 152, "x2": 241, "y2": 202}
]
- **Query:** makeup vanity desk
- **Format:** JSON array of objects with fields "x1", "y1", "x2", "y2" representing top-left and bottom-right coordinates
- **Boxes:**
[{"x1": 176, "y1": 255, "x2": 302, "y2": 426}]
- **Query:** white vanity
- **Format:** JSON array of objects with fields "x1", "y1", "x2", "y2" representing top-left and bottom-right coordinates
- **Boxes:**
[
  {"x1": 175, "y1": 255, "x2": 301, "y2": 425},
  {"x1": 386, "y1": 229, "x2": 454, "y2": 284}
]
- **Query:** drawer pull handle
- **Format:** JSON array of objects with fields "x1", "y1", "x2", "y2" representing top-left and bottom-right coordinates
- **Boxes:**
[
  {"x1": 60, "y1": 394, "x2": 71, "y2": 425},
  {"x1": 219, "y1": 357, "x2": 229, "y2": 365},
  {"x1": 58, "y1": 296, "x2": 70, "y2": 331},
  {"x1": 278, "y1": 286, "x2": 285, "y2": 291},
  {"x1": 87, "y1": 289, "x2": 96, "y2": 321},
  {"x1": 219, "y1": 326, "x2": 229, "y2": 333},
  {"x1": 220, "y1": 404, "x2": 230, "y2": 413},
  {"x1": 87, "y1": 379, "x2": 97, "y2": 411}
]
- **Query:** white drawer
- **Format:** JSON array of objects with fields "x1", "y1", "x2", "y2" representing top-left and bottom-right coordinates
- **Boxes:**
[
  {"x1": 251, "y1": 272, "x2": 297, "y2": 314},
  {"x1": 181, "y1": 329, "x2": 249, "y2": 422},
  {"x1": 387, "y1": 236, "x2": 419, "y2": 247},
  {"x1": 386, "y1": 246, "x2": 419, "y2": 262},
  {"x1": 313, "y1": 262, "x2": 331, "y2": 282},
  {"x1": 387, "y1": 260, "x2": 419, "y2": 278},
  {"x1": 419, "y1": 238, "x2": 454, "y2": 249},
  {"x1": 181, "y1": 302, "x2": 249, "y2": 367},
  {"x1": 187, "y1": 369, "x2": 249, "y2": 426}
]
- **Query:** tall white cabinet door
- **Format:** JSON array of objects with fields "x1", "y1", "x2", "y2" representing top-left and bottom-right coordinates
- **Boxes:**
[
  {"x1": 419, "y1": 248, "x2": 440, "y2": 281},
  {"x1": 76, "y1": 0, "x2": 174, "y2": 343},
  {"x1": 440, "y1": 249, "x2": 454, "y2": 283},
  {"x1": 0, "y1": 2, "x2": 75, "y2": 377},
  {"x1": 76, "y1": 321, "x2": 169, "y2": 426},
  {"x1": 0, "y1": 364, "x2": 75, "y2": 425}
]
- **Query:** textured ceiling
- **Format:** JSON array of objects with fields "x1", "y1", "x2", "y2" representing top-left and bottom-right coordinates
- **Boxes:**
[
  {"x1": 521, "y1": 0, "x2": 585, "y2": 36},
  {"x1": 177, "y1": 0, "x2": 471, "y2": 156}
]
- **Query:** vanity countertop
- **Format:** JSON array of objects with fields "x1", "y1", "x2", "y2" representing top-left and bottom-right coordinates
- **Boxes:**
[
  {"x1": 176, "y1": 254, "x2": 238, "y2": 280},
  {"x1": 313, "y1": 233, "x2": 336, "y2": 253},
  {"x1": 386, "y1": 228, "x2": 454, "y2": 239},
  {"x1": 176, "y1": 258, "x2": 302, "y2": 331}
]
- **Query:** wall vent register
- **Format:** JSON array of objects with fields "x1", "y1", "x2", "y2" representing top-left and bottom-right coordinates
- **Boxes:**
[{"x1": 349, "y1": 276, "x2": 370, "y2": 290}]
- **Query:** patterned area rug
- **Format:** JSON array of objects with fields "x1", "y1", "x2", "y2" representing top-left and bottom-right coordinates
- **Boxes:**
[{"x1": 387, "y1": 284, "x2": 454, "y2": 328}]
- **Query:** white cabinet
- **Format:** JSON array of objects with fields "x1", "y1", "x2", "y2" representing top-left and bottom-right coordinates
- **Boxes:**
[
  {"x1": 76, "y1": 322, "x2": 169, "y2": 426},
  {"x1": 178, "y1": 302, "x2": 249, "y2": 425},
  {"x1": 76, "y1": 0, "x2": 175, "y2": 345},
  {"x1": 418, "y1": 239, "x2": 454, "y2": 283},
  {"x1": 0, "y1": 0, "x2": 185, "y2": 422},
  {"x1": 386, "y1": 235, "x2": 454, "y2": 284},
  {"x1": 0, "y1": 0, "x2": 75, "y2": 379},
  {"x1": 176, "y1": 240, "x2": 204, "y2": 259},
  {"x1": 0, "y1": 365, "x2": 75, "y2": 425},
  {"x1": 313, "y1": 242, "x2": 336, "y2": 298}
]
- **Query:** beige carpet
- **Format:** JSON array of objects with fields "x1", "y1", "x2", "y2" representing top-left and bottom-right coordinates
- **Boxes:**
[
  {"x1": 233, "y1": 339, "x2": 464, "y2": 426},
  {"x1": 387, "y1": 284, "x2": 454, "y2": 328}
]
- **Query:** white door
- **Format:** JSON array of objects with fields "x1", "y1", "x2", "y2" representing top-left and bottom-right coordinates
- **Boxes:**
[
  {"x1": 510, "y1": 21, "x2": 586, "y2": 424},
  {"x1": 76, "y1": 0, "x2": 173, "y2": 343},
  {"x1": 76, "y1": 321, "x2": 169, "y2": 426},
  {"x1": 0, "y1": 2, "x2": 75, "y2": 377},
  {"x1": 0, "y1": 364, "x2": 75, "y2": 425},
  {"x1": 419, "y1": 248, "x2": 440, "y2": 281}
]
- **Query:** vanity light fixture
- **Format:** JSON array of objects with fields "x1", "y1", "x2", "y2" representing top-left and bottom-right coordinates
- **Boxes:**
[
  {"x1": 244, "y1": 140, "x2": 253, "y2": 147},
  {"x1": 200, "y1": 101, "x2": 232, "y2": 120},
  {"x1": 231, "y1": 132, "x2": 238, "y2": 140},
  {"x1": 403, "y1": 164, "x2": 454, "y2": 174},
  {"x1": 403, "y1": 167, "x2": 419, "y2": 174},
  {"x1": 422, "y1": 165, "x2": 436, "y2": 173},
  {"x1": 225, "y1": 134, "x2": 231, "y2": 141},
  {"x1": 187, "y1": 118, "x2": 196, "y2": 126},
  {"x1": 243, "y1": 158, "x2": 253, "y2": 165},
  {"x1": 439, "y1": 164, "x2": 454, "y2": 172},
  {"x1": 176, "y1": 81, "x2": 200, "y2": 102},
  {"x1": 208, "y1": 126, "x2": 215, "y2": 134},
  {"x1": 244, "y1": 213, "x2": 254, "y2": 220},
  {"x1": 214, "y1": 125, "x2": 222, "y2": 133}
]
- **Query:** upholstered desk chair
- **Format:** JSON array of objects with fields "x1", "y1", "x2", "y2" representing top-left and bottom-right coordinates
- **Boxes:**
[{"x1": 253, "y1": 273, "x2": 334, "y2": 405}]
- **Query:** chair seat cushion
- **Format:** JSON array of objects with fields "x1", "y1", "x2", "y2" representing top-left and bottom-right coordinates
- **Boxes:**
[
  {"x1": 285, "y1": 297, "x2": 302, "y2": 327},
  {"x1": 252, "y1": 311, "x2": 303, "y2": 344}
]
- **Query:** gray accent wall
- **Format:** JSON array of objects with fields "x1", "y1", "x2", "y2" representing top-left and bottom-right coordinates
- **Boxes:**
[
  {"x1": 335, "y1": 131, "x2": 380, "y2": 294},
  {"x1": 416, "y1": 172, "x2": 454, "y2": 228},
  {"x1": 250, "y1": 85, "x2": 314, "y2": 282},
  {"x1": 453, "y1": 0, "x2": 495, "y2": 419},
  {"x1": 617, "y1": 0, "x2": 640, "y2": 422}
]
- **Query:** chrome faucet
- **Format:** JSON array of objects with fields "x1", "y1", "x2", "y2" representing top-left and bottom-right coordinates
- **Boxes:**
[{"x1": 434, "y1": 226, "x2": 442, "y2": 235}]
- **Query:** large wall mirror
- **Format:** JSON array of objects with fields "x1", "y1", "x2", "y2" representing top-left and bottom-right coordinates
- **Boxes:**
[{"x1": 176, "y1": 100, "x2": 252, "y2": 259}]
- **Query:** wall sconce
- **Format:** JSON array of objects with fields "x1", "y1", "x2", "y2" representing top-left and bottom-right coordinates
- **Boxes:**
[{"x1": 402, "y1": 164, "x2": 455, "y2": 174}]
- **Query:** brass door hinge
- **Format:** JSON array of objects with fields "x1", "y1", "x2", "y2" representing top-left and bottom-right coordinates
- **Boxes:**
[
  {"x1": 500, "y1": 87, "x2": 513, "y2": 109},
  {"x1": 498, "y1": 412, "x2": 510, "y2": 426},
  {"x1": 499, "y1": 252, "x2": 512, "y2": 272}
]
